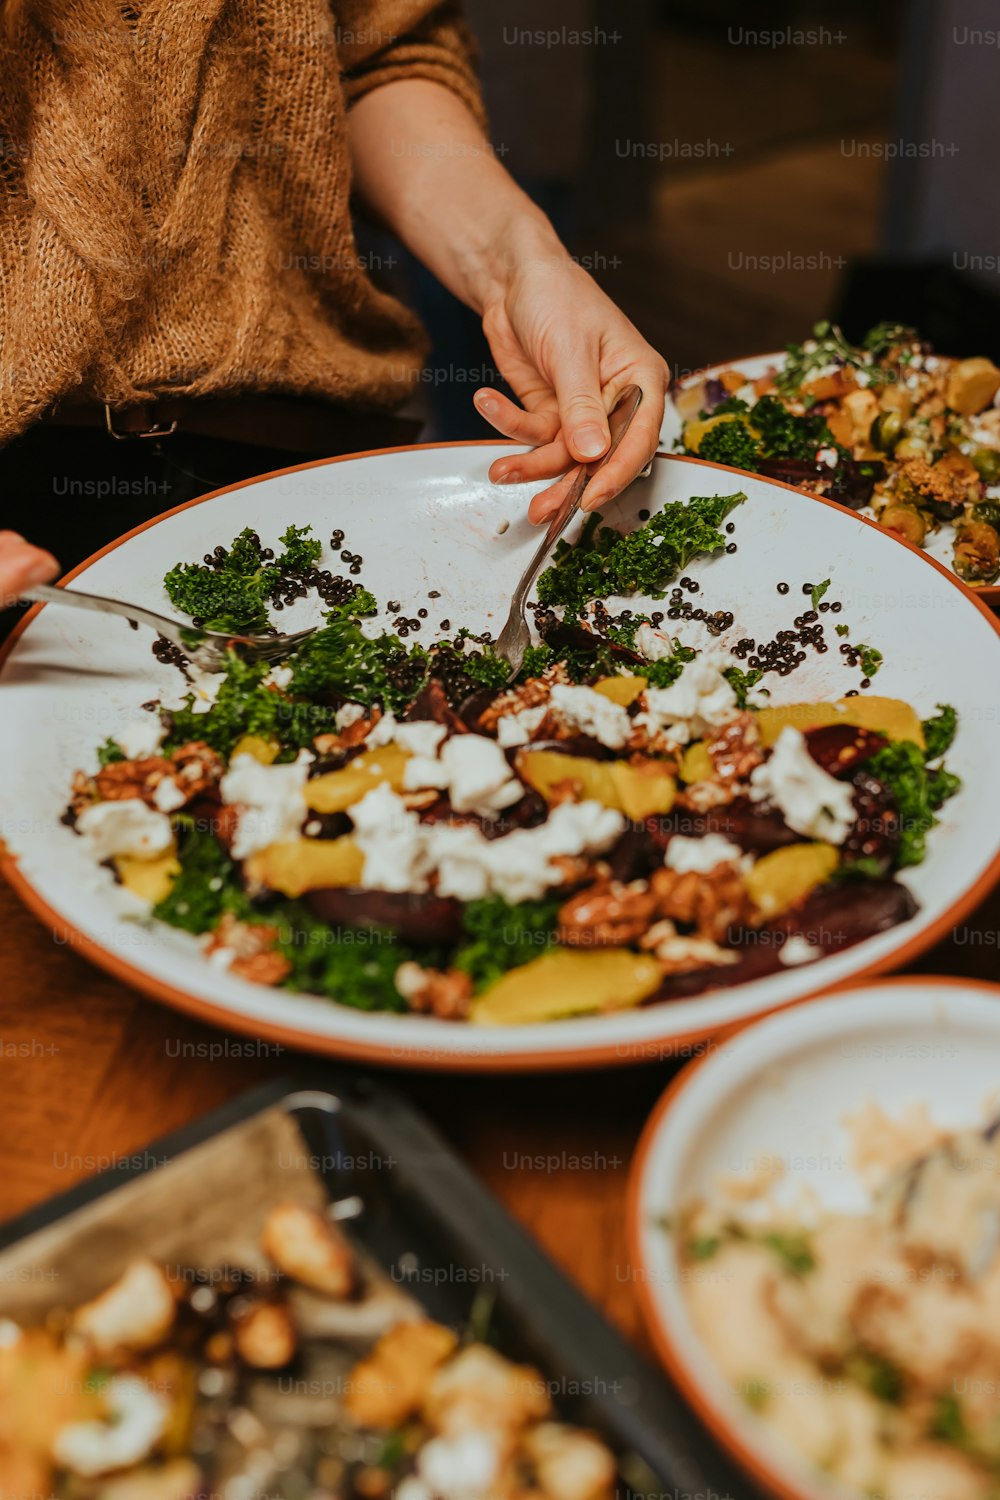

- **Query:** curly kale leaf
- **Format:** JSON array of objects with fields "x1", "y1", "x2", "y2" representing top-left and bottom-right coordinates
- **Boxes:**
[
  {"x1": 289, "y1": 612, "x2": 429, "y2": 716},
  {"x1": 751, "y1": 395, "x2": 840, "y2": 463},
  {"x1": 921, "y1": 703, "x2": 958, "y2": 762},
  {"x1": 164, "y1": 651, "x2": 333, "y2": 758},
  {"x1": 724, "y1": 665, "x2": 765, "y2": 707},
  {"x1": 453, "y1": 896, "x2": 561, "y2": 991},
  {"x1": 868, "y1": 738, "x2": 961, "y2": 868},
  {"x1": 163, "y1": 524, "x2": 329, "y2": 635},
  {"x1": 698, "y1": 419, "x2": 763, "y2": 472},
  {"x1": 152, "y1": 820, "x2": 252, "y2": 934},
  {"x1": 536, "y1": 493, "x2": 745, "y2": 609},
  {"x1": 97, "y1": 737, "x2": 126, "y2": 766}
]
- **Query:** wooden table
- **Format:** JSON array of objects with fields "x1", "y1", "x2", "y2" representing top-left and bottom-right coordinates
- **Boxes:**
[{"x1": 1, "y1": 875, "x2": 998, "y2": 1355}]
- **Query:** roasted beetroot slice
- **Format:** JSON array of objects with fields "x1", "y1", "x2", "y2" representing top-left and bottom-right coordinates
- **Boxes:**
[
  {"x1": 605, "y1": 825, "x2": 662, "y2": 883},
  {"x1": 527, "y1": 735, "x2": 618, "y2": 762},
  {"x1": 303, "y1": 887, "x2": 463, "y2": 946},
  {"x1": 646, "y1": 800, "x2": 804, "y2": 856},
  {"x1": 842, "y1": 769, "x2": 900, "y2": 870},
  {"x1": 539, "y1": 619, "x2": 644, "y2": 667},
  {"x1": 650, "y1": 878, "x2": 917, "y2": 1002},
  {"x1": 805, "y1": 724, "x2": 888, "y2": 778},
  {"x1": 406, "y1": 679, "x2": 468, "y2": 734}
]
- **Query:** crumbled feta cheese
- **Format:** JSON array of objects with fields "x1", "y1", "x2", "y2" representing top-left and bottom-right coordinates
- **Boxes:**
[
  {"x1": 208, "y1": 945, "x2": 236, "y2": 971},
  {"x1": 116, "y1": 715, "x2": 166, "y2": 761},
  {"x1": 429, "y1": 800, "x2": 624, "y2": 904},
  {"x1": 76, "y1": 801, "x2": 175, "y2": 862},
  {"x1": 365, "y1": 710, "x2": 399, "y2": 747},
  {"x1": 854, "y1": 368, "x2": 871, "y2": 388},
  {"x1": 664, "y1": 833, "x2": 748, "y2": 875},
  {"x1": 52, "y1": 1377, "x2": 168, "y2": 1477},
  {"x1": 417, "y1": 1432, "x2": 502, "y2": 1500},
  {"x1": 749, "y1": 727, "x2": 855, "y2": 844},
  {"x1": 635, "y1": 623, "x2": 676, "y2": 662},
  {"x1": 817, "y1": 446, "x2": 839, "y2": 468},
  {"x1": 265, "y1": 664, "x2": 293, "y2": 690},
  {"x1": 634, "y1": 655, "x2": 738, "y2": 745},
  {"x1": 220, "y1": 751, "x2": 310, "y2": 858},
  {"x1": 159, "y1": 664, "x2": 223, "y2": 715},
  {"x1": 347, "y1": 788, "x2": 623, "y2": 903},
  {"x1": 394, "y1": 960, "x2": 429, "y2": 1002},
  {"x1": 496, "y1": 704, "x2": 548, "y2": 748},
  {"x1": 439, "y1": 736, "x2": 523, "y2": 815},
  {"x1": 152, "y1": 778, "x2": 186, "y2": 814},
  {"x1": 549, "y1": 683, "x2": 631, "y2": 750},
  {"x1": 779, "y1": 934, "x2": 821, "y2": 966},
  {"x1": 350, "y1": 784, "x2": 435, "y2": 893},
  {"x1": 394, "y1": 722, "x2": 448, "y2": 759},
  {"x1": 335, "y1": 702, "x2": 367, "y2": 731}
]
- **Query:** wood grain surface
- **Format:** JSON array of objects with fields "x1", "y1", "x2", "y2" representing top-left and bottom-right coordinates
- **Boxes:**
[{"x1": 1, "y1": 875, "x2": 998, "y2": 1353}]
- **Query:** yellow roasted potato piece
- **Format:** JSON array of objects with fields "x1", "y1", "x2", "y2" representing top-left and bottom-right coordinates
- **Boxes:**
[
  {"x1": 680, "y1": 741, "x2": 714, "y2": 784},
  {"x1": 755, "y1": 696, "x2": 924, "y2": 750},
  {"x1": 946, "y1": 356, "x2": 1000, "y2": 417},
  {"x1": 246, "y1": 835, "x2": 364, "y2": 897},
  {"x1": 592, "y1": 674, "x2": 647, "y2": 707},
  {"x1": 344, "y1": 1321, "x2": 458, "y2": 1429},
  {"x1": 304, "y1": 744, "x2": 408, "y2": 813},
  {"x1": 115, "y1": 848, "x2": 180, "y2": 904},
  {"x1": 472, "y1": 948, "x2": 663, "y2": 1025},
  {"x1": 746, "y1": 843, "x2": 839, "y2": 919},
  {"x1": 517, "y1": 749, "x2": 675, "y2": 819},
  {"x1": 682, "y1": 411, "x2": 754, "y2": 454},
  {"x1": 231, "y1": 734, "x2": 281, "y2": 764}
]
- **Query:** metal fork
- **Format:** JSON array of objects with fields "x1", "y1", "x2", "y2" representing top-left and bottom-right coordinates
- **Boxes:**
[
  {"x1": 21, "y1": 582, "x2": 317, "y2": 672},
  {"x1": 493, "y1": 384, "x2": 643, "y2": 679}
]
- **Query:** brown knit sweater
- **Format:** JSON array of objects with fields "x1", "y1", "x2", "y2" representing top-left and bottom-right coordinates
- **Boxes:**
[{"x1": 0, "y1": 0, "x2": 484, "y2": 443}]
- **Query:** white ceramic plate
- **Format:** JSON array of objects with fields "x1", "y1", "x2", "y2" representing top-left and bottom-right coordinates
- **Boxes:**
[
  {"x1": 628, "y1": 976, "x2": 1000, "y2": 1500},
  {"x1": 2, "y1": 446, "x2": 999, "y2": 1071},
  {"x1": 662, "y1": 351, "x2": 1000, "y2": 605}
]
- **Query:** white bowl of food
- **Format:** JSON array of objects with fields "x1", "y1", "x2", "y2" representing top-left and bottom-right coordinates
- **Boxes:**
[{"x1": 629, "y1": 977, "x2": 1000, "y2": 1500}]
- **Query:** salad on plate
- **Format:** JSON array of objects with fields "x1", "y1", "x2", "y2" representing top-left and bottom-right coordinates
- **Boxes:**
[{"x1": 64, "y1": 495, "x2": 961, "y2": 1025}]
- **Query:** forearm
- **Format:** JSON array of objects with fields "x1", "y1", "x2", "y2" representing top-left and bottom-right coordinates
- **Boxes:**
[{"x1": 347, "y1": 78, "x2": 566, "y2": 313}]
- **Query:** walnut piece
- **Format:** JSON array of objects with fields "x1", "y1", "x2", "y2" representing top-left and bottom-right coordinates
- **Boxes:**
[
  {"x1": 345, "y1": 1321, "x2": 458, "y2": 1428},
  {"x1": 204, "y1": 912, "x2": 292, "y2": 986},
  {"x1": 557, "y1": 879, "x2": 657, "y2": 947},
  {"x1": 93, "y1": 740, "x2": 220, "y2": 810},
  {"x1": 260, "y1": 1202, "x2": 358, "y2": 1297},
  {"x1": 395, "y1": 962, "x2": 472, "y2": 1020},
  {"x1": 478, "y1": 665, "x2": 568, "y2": 734},
  {"x1": 650, "y1": 864, "x2": 755, "y2": 943},
  {"x1": 706, "y1": 711, "x2": 763, "y2": 784},
  {"x1": 640, "y1": 920, "x2": 740, "y2": 973}
]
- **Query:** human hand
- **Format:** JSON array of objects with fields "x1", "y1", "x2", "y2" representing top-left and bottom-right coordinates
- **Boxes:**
[
  {"x1": 0, "y1": 531, "x2": 59, "y2": 609},
  {"x1": 474, "y1": 232, "x2": 668, "y2": 523}
]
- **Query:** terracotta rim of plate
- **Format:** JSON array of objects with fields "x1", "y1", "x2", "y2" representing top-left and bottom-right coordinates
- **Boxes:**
[
  {"x1": 626, "y1": 972, "x2": 1000, "y2": 1500},
  {"x1": 1, "y1": 444, "x2": 998, "y2": 1071}
]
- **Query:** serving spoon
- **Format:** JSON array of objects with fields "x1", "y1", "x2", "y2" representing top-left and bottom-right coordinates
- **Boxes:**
[
  {"x1": 493, "y1": 384, "x2": 644, "y2": 679},
  {"x1": 19, "y1": 582, "x2": 317, "y2": 673}
]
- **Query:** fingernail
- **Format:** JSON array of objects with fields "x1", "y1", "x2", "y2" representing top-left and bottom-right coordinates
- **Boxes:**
[
  {"x1": 574, "y1": 425, "x2": 607, "y2": 459},
  {"x1": 476, "y1": 393, "x2": 498, "y2": 415},
  {"x1": 496, "y1": 470, "x2": 521, "y2": 485},
  {"x1": 581, "y1": 491, "x2": 606, "y2": 513}
]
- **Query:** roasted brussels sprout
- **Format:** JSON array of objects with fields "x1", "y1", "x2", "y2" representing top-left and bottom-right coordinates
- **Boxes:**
[
  {"x1": 971, "y1": 447, "x2": 1000, "y2": 486},
  {"x1": 870, "y1": 410, "x2": 903, "y2": 453},
  {"x1": 879, "y1": 504, "x2": 930, "y2": 548},
  {"x1": 954, "y1": 520, "x2": 1000, "y2": 584}
]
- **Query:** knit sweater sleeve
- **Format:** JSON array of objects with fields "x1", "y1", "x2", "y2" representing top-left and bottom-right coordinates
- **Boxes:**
[{"x1": 337, "y1": 1, "x2": 485, "y2": 126}]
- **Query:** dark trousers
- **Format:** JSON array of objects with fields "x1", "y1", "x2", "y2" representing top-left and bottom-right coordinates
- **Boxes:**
[{"x1": 0, "y1": 423, "x2": 365, "y2": 640}]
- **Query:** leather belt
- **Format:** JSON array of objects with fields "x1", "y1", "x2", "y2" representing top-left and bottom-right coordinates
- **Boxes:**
[{"x1": 40, "y1": 393, "x2": 424, "y2": 455}]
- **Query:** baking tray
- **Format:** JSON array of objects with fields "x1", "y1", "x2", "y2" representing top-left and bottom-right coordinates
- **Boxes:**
[{"x1": 0, "y1": 1071, "x2": 759, "y2": 1499}]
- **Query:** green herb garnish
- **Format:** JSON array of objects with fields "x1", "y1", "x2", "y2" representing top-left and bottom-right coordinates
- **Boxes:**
[
  {"x1": 97, "y1": 737, "x2": 126, "y2": 766},
  {"x1": 761, "y1": 1231, "x2": 815, "y2": 1276},
  {"x1": 810, "y1": 578, "x2": 831, "y2": 611}
]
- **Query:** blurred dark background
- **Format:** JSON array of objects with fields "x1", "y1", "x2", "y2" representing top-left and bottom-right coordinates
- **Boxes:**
[{"x1": 392, "y1": 0, "x2": 1000, "y2": 437}]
